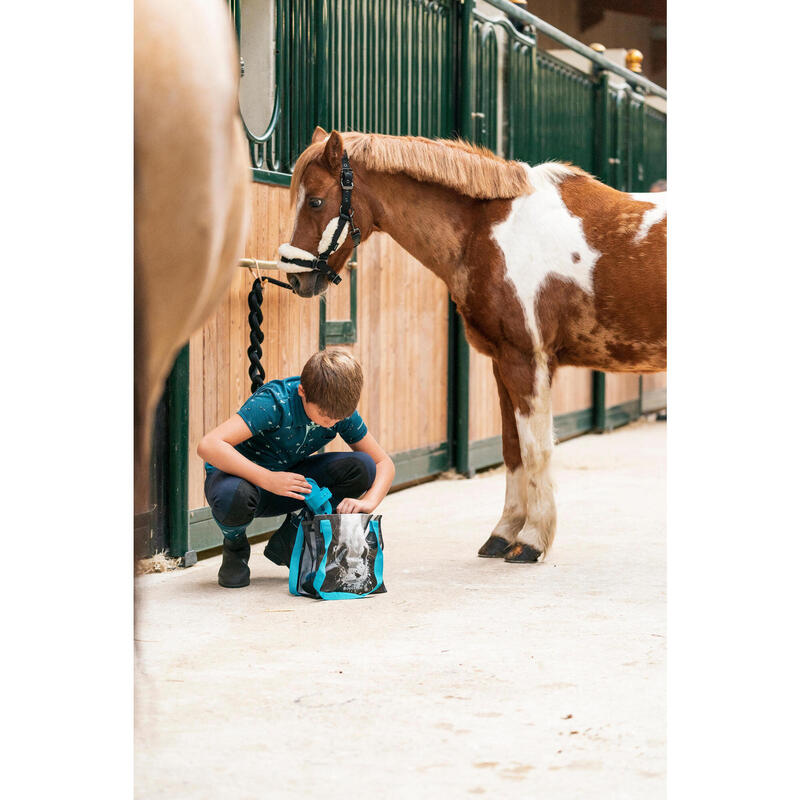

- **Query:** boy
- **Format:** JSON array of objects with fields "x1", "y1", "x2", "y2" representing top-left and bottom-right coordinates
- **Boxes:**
[{"x1": 197, "y1": 349, "x2": 395, "y2": 588}]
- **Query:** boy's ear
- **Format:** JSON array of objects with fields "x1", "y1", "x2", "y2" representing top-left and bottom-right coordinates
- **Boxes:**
[
  {"x1": 297, "y1": 383, "x2": 305, "y2": 399},
  {"x1": 323, "y1": 130, "x2": 344, "y2": 171},
  {"x1": 311, "y1": 126, "x2": 328, "y2": 144}
]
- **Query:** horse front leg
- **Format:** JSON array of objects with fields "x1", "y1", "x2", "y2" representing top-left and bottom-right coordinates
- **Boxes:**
[
  {"x1": 504, "y1": 352, "x2": 557, "y2": 564},
  {"x1": 478, "y1": 361, "x2": 527, "y2": 557}
]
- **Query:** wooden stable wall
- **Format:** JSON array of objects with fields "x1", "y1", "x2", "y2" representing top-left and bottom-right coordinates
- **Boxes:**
[
  {"x1": 469, "y1": 350, "x2": 592, "y2": 450},
  {"x1": 320, "y1": 232, "x2": 450, "y2": 459}
]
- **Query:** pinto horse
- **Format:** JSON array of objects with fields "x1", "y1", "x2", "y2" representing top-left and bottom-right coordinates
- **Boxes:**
[
  {"x1": 134, "y1": 0, "x2": 250, "y2": 527},
  {"x1": 279, "y1": 128, "x2": 666, "y2": 563}
]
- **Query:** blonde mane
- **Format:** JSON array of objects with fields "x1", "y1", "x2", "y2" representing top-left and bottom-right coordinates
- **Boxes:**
[{"x1": 292, "y1": 132, "x2": 540, "y2": 201}]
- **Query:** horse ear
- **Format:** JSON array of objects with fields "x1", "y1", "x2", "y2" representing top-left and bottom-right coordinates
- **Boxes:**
[
  {"x1": 311, "y1": 126, "x2": 328, "y2": 144},
  {"x1": 323, "y1": 130, "x2": 344, "y2": 171}
]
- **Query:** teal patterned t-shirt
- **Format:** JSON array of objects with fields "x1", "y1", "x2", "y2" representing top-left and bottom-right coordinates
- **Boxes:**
[{"x1": 204, "y1": 376, "x2": 368, "y2": 475}]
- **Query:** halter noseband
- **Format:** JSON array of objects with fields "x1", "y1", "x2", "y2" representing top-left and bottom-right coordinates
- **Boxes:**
[{"x1": 279, "y1": 151, "x2": 361, "y2": 286}]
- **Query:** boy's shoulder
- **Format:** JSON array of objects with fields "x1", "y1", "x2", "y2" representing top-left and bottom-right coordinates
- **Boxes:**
[
  {"x1": 252, "y1": 375, "x2": 300, "y2": 400},
  {"x1": 238, "y1": 376, "x2": 301, "y2": 430}
]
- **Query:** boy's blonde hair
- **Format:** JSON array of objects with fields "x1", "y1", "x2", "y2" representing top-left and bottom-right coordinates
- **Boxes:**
[{"x1": 300, "y1": 349, "x2": 363, "y2": 419}]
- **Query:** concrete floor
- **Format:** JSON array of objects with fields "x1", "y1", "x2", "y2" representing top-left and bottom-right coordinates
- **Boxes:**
[{"x1": 135, "y1": 420, "x2": 665, "y2": 799}]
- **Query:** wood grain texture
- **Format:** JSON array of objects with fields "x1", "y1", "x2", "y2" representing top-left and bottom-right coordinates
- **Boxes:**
[
  {"x1": 468, "y1": 355, "x2": 596, "y2": 441},
  {"x1": 641, "y1": 372, "x2": 667, "y2": 392},
  {"x1": 605, "y1": 372, "x2": 642, "y2": 407}
]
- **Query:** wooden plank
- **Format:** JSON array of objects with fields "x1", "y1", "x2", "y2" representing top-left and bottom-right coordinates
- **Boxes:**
[
  {"x1": 642, "y1": 371, "x2": 667, "y2": 392},
  {"x1": 605, "y1": 372, "x2": 641, "y2": 407},
  {"x1": 552, "y1": 366, "x2": 593, "y2": 416}
]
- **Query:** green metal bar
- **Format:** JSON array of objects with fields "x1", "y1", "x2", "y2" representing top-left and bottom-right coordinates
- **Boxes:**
[
  {"x1": 315, "y1": 0, "x2": 329, "y2": 130},
  {"x1": 166, "y1": 344, "x2": 192, "y2": 564},
  {"x1": 447, "y1": 0, "x2": 475, "y2": 475},
  {"x1": 592, "y1": 370, "x2": 607, "y2": 433},
  {"x1": 639, "y1": 375, "x2": 644, "y2": 418},
  {"x1": 446, "y1": 301, "x2": 456, "y2": 469},
  {"x1": 589, "y1": 66, "x2": 612, "y2": 433},
  {"x1": 318, "y1": 294, "x2": 327, "y2": 350},
  {"x1": 251, "y1": 169, "x2": 291, "y2": 187}
]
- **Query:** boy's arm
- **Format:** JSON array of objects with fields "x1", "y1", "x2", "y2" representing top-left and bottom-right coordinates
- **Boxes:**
[
  {"x1": 337, "y1": 432, "x2": 395, "y2": 514},
  {"x1": 197, "y1": 415, "x2": 311, "y2": 500}
]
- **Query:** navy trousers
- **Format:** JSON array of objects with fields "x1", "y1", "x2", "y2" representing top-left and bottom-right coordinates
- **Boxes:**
[{"x1": 204, "y1": 451, "x2": 377, "y2": 540}]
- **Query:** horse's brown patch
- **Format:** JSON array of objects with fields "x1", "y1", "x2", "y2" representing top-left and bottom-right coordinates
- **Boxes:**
[{"x1": 558, "y1": 175, "x2": 666, "y2": 366}]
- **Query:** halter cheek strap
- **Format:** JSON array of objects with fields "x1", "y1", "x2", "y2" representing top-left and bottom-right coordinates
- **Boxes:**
[{"x1": 279, "y1": 151, "x2": 361, "y2": 286}]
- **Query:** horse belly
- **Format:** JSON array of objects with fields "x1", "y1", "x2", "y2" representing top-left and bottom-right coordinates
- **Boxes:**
[{"x1": 535, "y1": 273, "x2": 666, "y2": 372}]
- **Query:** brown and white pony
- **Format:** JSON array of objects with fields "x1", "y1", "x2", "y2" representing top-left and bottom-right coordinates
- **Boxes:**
[
  {"x1": 279, "y1": 128, "x2": 666, "y2": 562},
  {"x1": 134, "y1": 0, "x2": 250, "y2": 526}
]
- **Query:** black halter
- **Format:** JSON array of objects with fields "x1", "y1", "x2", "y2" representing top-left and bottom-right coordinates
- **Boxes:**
[{"x1": 280, "y1": 151, "x2": 361, "y2": 286}]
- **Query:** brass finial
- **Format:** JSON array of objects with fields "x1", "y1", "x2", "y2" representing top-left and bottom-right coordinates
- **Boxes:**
[
  {"x1": 589, "y1": 42, "x2": 606, "y2": 54},
  {"x1": 626, "y1": 48, "x2": 643, "y2": 73}
]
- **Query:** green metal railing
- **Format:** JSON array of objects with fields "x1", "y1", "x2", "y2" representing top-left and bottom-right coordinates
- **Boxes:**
[{"x1": 157, "y1": 0, "x2": 667, "y2": 558}]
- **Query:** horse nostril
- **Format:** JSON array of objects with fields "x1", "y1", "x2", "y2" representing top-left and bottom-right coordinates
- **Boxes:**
[{"x1": 287, "y1": 274, "x2": 300, "y2": 293}]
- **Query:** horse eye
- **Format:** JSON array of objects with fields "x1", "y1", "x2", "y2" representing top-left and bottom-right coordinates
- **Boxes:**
[{"x1": 308, "y1": 198, "x2": 324, "y2": 209}]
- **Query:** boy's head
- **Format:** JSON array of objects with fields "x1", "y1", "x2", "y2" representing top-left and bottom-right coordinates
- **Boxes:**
[{"x1": 298, "y1": 349, "x2": 363, "y2": 426}]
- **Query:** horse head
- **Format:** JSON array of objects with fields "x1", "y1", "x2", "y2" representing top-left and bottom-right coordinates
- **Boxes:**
[{"x1": 279, "y1": 128, "x2": 379, "y2": 297}]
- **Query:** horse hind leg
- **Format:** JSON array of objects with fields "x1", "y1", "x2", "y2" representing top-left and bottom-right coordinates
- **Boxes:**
[
  {"x1": 478, "y1": 362, "x2": 527, "y2": 557},
  {"x1": 505, "y1": 354, "x2": 556, "y2": 563}
]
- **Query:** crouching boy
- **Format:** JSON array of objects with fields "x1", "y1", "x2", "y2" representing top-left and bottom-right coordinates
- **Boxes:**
[{"x1": 197, "y1": 349, "x2": 395, "y2": 588}]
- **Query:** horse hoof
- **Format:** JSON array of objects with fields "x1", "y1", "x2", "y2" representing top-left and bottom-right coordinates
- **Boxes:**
[
  {"x1": 504, "y1": 543, "x2": 542, "y2": 563},
  {"x1": 478, "y1": 535, "x2": 512, "y2": 558}
]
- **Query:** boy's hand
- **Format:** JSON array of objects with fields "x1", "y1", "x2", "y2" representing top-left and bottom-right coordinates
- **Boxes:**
[
  {"x1": 336, "y1": 498, "x2": 374, "y2": 514},
  {"x1": 262, "y1": 471, "x2": 312, "y2": 500}
]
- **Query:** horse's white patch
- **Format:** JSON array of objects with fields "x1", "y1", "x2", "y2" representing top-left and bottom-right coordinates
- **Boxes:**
[
  {"x1": 317, "y1": 215, "x2": 348, "y2": 254},
  {"x1": 295, "y1": 185, "x2": 306, "y2": 214},
  {"x1": 491, "y1": 163, "x2": 599, "y2": 348},
  {"x1": 513, "y1": 354, "x2": 557, "y2": 556},
  {"x1": 530, "y1": 161, "x2": 579, "y2": 187},
  {"x1": 290, "y1": 186, "x2": 306, "y2": 239},
  {"x1": 492, "y1": 466, "x2": 526, "y2": 542},
  {"x1": 277, "y1": 243, "x2": 316, "y2": 271},
  {"x1": 632, "y1": 193, "x2": 667, "y2": 243}
]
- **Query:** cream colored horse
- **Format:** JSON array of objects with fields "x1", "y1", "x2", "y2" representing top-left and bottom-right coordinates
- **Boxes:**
[{"x1": 134, "y1": 0, "x2": 250, "y2": 529}]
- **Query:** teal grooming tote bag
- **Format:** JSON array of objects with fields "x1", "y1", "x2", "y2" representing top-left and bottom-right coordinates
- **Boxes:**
[{"x1": 288, "y1": 478, "x2": 387, "y2": 600}]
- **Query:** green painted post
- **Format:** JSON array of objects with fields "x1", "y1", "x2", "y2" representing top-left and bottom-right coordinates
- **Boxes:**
[
  {"x1": 592, "y1": 370, "x2": 607, "y2": 433},
  {"x1": 591, "y1": 65, "x2": 610, "y2": 432},
  {"x1": 450, "y1": 0, "x2": 475, "y2": 476},
  {"x1": 165, "y1": 344, "x2": 194, "y2": 565}
]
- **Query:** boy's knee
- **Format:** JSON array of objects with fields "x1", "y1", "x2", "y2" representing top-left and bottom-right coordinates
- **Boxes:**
[
  {"x1": 338, "y1": 452, "x2": 376, "y2": 492},
  {"x1": 208, "y1": 477, "x2": 260, "y2": 527}
]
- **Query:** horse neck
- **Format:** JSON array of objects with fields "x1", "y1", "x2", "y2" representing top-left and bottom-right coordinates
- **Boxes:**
[{"x1": 366, "y1": 170, "x2": 473, "y2": 292}]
